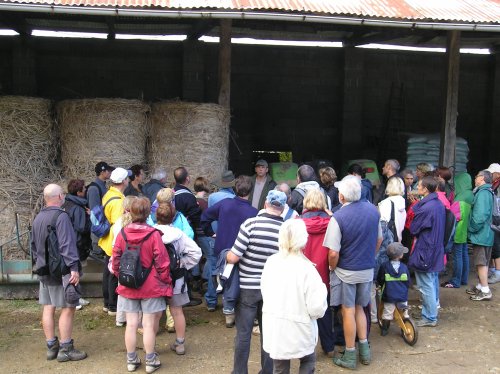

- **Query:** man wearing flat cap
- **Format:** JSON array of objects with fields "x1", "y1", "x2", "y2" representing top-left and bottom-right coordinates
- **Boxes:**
[{"x1": 249, "y1": 159, "x2": 277, "y2": 211}]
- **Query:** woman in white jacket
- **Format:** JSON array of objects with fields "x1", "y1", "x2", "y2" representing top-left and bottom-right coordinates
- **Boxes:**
[
  {"x1": 154, "y1": 203, "x2": 201, "y2": 356},
  {"x1": 378, "y1": 177, "x2": 407, "y2": 242},
  {"x1": 261, "y1": 219, "x2": 327, "y2": 374}
]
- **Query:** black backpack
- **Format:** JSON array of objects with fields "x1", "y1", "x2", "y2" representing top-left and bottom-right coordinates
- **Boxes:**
[
  {"x1": 165, "y1": 241, "x2": 187, "y2": 291},
  {"x1": 443, "y1": 208, "x2": 457, "y2": 254},
  {"x1": 118, "y1": 228, "x2": 157, "y2": 289},
  {"x1": 387, "y1": 201, "x2": 398, "y2": 242},
  {"x1": 33, "y1": 210, "x2": 72, "y2": 280}
]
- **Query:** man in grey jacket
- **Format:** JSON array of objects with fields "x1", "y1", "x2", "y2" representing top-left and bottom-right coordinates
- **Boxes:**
[
  {"x1": 87, "y1": 161, "x2": 113, "y2": 258},
  {"x1": 31, "y1": 184, "x2": 87, "y2": 362}
]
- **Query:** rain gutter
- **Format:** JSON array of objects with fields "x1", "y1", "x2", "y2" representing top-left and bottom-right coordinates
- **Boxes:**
[{"x1": 0, "y1": 4, "x2": 499, "y2": 33}]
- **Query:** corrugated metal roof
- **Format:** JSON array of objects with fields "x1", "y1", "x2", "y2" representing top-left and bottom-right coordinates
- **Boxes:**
[{"x1": 1, "y1": 0, "x2": 500, "y2": 24}]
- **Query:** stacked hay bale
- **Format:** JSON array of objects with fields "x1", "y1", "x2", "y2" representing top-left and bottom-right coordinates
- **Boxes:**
[
  {"x1": 57, "y1": 99, "x2": 150, "y2": 183},
  {"x1": 149, "y1": 101, "x2": 230, "y2": 186},
  {"x1": 0, "y1": 96, "x2": 59, "y2": 252}
]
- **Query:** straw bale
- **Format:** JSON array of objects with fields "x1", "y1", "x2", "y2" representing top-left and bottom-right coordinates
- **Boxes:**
[
  {"x1": 149, "y1": 101, "x2": 230, "y2": 186},
  {"x1": 57, "y1": 99, "x2": 150, "y2": 182},
  {"x1": 0, "y1": 96, "x2": 59, "y2": 246}
]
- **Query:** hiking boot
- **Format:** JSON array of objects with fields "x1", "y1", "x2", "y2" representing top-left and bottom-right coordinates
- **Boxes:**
[
  {"x1": 488, "y1": 272, "x2": 500, "y2": 284},
  {"x1": 170, "y1": 340, "x2": 185, "y2": 355},
  {"x1": 358, "y1": 342, "x2": 371, "y2": 365},
  {"x1": 127, "y1": 356, "x2": 141, "y2": 372},
  {"x1": 46, "y1": 337, "x2": 59, "y2": 360},
  {"x1": 470, "y1": 290, "x2": 492, "y2": 301},
  {"x1": 333, "y1": 348, "x2": 357, "y2": 369},
  {"x1": 381, "y1": 320, "x2": 390, "y2": 336},
  {"x1": 225, "y1": 314, "x2": 235, "y2": 328},
  {"x1": 56, "y1": 340, "x2": 87, "y2": 362},
  {"x1": 145, "y1": 352, "x2": 161, "y2": 373},
  {"x1": 465, "y1": 286, "x2": 480, "y2": 295},
  {"x1": 416, "y1": 319, "x2": 438, "y2": 327},
  {"x1": 184, "y1": 298, "x2": 202, "y2": 307},
  {"x1": 207, "y1": 305, "x2": 216, "y2": 312}
]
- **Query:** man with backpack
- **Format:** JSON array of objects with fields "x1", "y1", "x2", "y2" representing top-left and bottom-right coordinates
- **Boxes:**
[
  {"x1": 98, "y1": 167, "x2": 131, "y2": 315},
  {"x1": 31, "y1": 183, "x2": 87, "y2": 362},
  {"x1": 87, "y1": 161, "x2": 114, "y2": 258},
  {"x1": 290, "y1": 165, "x2": 331, "y2": 214}
]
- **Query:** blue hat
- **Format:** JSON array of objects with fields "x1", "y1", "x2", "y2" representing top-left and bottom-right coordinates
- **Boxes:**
[{"x1": 266, "y1": 190, "x2": 287, "y2": 208}]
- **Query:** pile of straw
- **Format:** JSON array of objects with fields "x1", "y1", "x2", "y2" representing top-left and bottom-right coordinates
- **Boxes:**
[
  {"x1": 0, "y1": 96, "x2": 59, "y2": 246},
  {"x1": 57, "y1": 99, "x2": 150, "y2": 182},
  {"x1": 149, "y1": 101, "x2": 230, "y2": 186}
]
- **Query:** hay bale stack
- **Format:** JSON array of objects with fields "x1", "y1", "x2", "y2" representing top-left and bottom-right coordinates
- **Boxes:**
[
  {"x1": 57, "y1": 99, "x2": 150, "y2": 182},
  {"x1": 149, "y1": 101, "x2": 230, "y2": 186},
  {"x1": 0, "y1": 96, "x2": 58, "y2": 245}
]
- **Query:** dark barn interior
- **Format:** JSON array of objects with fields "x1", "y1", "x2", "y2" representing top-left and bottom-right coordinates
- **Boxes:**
[{"x1": 1, "y1": 5, "x2": 500, "y2": 177}]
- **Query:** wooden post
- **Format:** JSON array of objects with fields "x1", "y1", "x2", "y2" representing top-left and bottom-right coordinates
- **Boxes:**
[
  {"x1": 218, "y1": 19, "x2": 231, "y2": 108},
  {"x1": 440, "y1": 30, "x2": 460, "y2": 169}
]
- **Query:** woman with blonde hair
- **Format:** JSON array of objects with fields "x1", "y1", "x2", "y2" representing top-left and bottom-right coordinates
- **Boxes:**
[
  {"x1": 261, "y1": 219, "x2": 327, "y2": 373},
  {"x1": 300, "y1": 188, "x2": 334, "y2": 357}
]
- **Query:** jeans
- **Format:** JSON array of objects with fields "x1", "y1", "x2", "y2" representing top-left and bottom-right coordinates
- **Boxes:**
[
  {"x1": 317, "y1": 294, "x2": 334, "y2": 353},
  {"x1": 196, "y1": 236, "x2": 217, "y2": 307},
  {"x1": 415, "y1": 271, "x2": 438, "y2": 322},
  {"x1": 102, "y1": 255, "x2": 118, "y2": 311},
  {"x1": 233, "y1": 288, "x2": 273, "y2": 374},
  {"x1": 273, "y1": 352, "x2": 316, "y2": 374},
  {"x1": 450, "y1": 243, "x2": 469, "y2": 287}
]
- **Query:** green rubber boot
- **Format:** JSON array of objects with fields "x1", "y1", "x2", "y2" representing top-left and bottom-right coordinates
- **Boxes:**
[
  {"x1": 358, "y1": 341, "x2": 371, "y2": 365},
  {"x1": 333, "y1": 348, "x2": 357, "y2": 370}
]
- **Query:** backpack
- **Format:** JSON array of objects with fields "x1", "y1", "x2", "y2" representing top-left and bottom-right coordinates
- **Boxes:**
[
  {"x1": 86, "y1": 181, "x2": 106, "y2": 202},
  {"x1": 387, "y1": 201, "x2": 398, "y2": 242},
  {"x1": 33, "y1": 210, "x2": 72, "y2": 280},
  {"x1": 118, "y1": 228, "x2": 157, "y2": 289},
  {"x1": 443, "y1": 208, "x2": 457, "y2": 254},
  {"x1": 90, "y1": 196, "x2": 120, "y2": 238},
  {"x1": 165, "y1": 241, "x2": 187, "y2": 292}
]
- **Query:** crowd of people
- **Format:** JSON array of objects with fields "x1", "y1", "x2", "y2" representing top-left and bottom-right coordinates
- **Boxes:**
[{"x1": 30, "y1": 157, "x2": 500, "y2": 373}]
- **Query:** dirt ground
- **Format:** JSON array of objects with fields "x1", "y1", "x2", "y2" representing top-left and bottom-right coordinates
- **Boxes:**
[{"x1": 0, "y1": 282, "x2": 498, "y2": 374}]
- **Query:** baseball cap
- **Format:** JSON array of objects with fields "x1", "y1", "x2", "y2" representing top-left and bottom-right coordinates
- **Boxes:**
[
  {"x1": 110, "y1": 167, "x2": 132, "y2": 183},
  {"x1": 255, "y1": 159, "x2": 268, "y2": 168},
  {"x1": 95, "y1": 161, "x2": 114, "y2": 175},
  {"x1": 387, "y1": 242, "x2": 409, "y2": 260},
  {"x1": 217, "y1": 170, "x2": 236, "y2": 188},
  {"x1": 487, "y1": 163, "x2": 500, "y2": 174},
  {"x1": 266, "y1": 190, "x2": 287, "y2": 208}
]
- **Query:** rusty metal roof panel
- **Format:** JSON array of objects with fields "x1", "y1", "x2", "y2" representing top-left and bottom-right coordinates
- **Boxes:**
[{"x1": 1, "y1": 0, "x2": 500, "y2": 23}]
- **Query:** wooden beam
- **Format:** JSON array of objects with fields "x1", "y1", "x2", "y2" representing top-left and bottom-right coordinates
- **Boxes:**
[
  {"x1": 187, "y1": 20, "x2": 215, "y2": 41},
  {"x1": 218, "y1": 19, "x2": 231, "y2": 109},
  {"x1": 440, "y1": 30, "x2": 460, "y2": 169},
  {"x1": 0, "y1": 14, "x2": 31, "y2": 36}
]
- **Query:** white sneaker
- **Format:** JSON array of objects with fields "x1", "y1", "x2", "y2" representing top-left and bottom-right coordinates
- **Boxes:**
[
  {"x1": 488, "y1": 272, "x2": 500, "y2": 284},
  {"x1": 75, "y1": 304, "x2": 83, "y2": 311},
  {"x1": 79, "y1": 298, "x2": 90, "y2": 306}
]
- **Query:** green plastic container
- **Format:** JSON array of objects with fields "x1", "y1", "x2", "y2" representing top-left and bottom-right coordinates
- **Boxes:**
[{"x1": 269, "y1": 162, "x2": 299, "y2": 188}]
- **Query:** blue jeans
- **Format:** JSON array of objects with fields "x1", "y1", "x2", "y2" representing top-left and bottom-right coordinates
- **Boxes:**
[
  {"x1": 196, "y1": 236, "x2": 217, "y2": 307},
  {"x1": 450, "y1": 243, "x2": 469, "y2": 287},
  {"x1": 233, "y1": 288, "x2": 273, "y2": 374},
  {"x1": 415, "y1": 271, "x2": 439, "y2": 322}
]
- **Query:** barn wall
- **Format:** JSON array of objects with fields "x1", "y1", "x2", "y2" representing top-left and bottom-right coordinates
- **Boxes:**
[{"x1": 0, "y1": 36, "x2": 496, "y2": 177}]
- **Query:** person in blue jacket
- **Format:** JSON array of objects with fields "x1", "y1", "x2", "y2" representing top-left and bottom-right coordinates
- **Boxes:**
[
  {"x1": 377, "y1": 242, "x2": 410, "y2": 336},
  {"x1": 409, "y1": 176, "x2": 445, "y2": 328}
]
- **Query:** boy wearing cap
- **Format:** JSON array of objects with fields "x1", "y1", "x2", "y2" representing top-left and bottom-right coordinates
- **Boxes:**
[
  {"x1": 376, "y1": 242, "x2": 411, "y2": 336},
  {"x1": 98, "y1": 167, "x2": 131, "y2": 315}
]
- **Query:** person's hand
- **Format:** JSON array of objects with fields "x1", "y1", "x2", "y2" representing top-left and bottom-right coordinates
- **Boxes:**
[
  {"x1": 85, "y1": 207, "x2": 90, "y2": 215},
  {"x1": 408, "y1": 193, "x2": 417, "y2": 204},
  {"x1": 69, "y1": 271, "x2": 80, "y2": 286}
]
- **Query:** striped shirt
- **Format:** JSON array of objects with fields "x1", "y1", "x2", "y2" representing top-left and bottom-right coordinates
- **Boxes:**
[{"x1": 230, "y1": 212, "x2": 283, "y2": 290}]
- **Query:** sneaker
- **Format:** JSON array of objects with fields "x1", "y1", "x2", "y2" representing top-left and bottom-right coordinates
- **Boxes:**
[
  {"x1": 207, "y1": 305, "x2": 216, "y2": 312},
  {"x1": 184, "y1": 298, "x2": 202, "y2": 307},
  {"x1": 145, "y1": 352, "x2": 161, "y2": 373},
  {"x1": 56, "y1": 340, "x2": 88, "y2": 362},
  {"x1": 75, "y1": 304, "x2": 83, "y2": 311},
  {"x1": 102, "y1": 306, "x2": 109, "y2": 313},
  {"x1": 488, "y1": 272, "x2": 500, "y2": 284},
  {"x1": 127, "y1": 356, "x2": 141, "y2": 372},
  {"x1": 108, "y1": 310, "x2": 117, "y2": 316},
  {"x1": 78, "y1": 298, "x2": 90, "y2": 306},
  {"x1": 170, "y1": 340, "x2": 185, "y2": 355},
  {"x1": 225, "y1": 314, "x2": 235, "y2": 328},
  {"x1": 465, "y1": 286, "x2": 480, "y2": 295},
  {"x1": 116, "y1": 321, "x2": 126, "y2": 327},
  {"x1": 416, "y1": 319, "x2": 438, "y2": 327},
  {"x1": 46, "y1": 337, "x2": 59, "y2": 360},
  {"x1": 470, "y1": 290, "x2": 492, "y2": 301}
]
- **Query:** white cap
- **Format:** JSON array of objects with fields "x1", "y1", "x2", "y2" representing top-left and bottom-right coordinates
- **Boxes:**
[
  {"x1": 487, "y1": 163, "x2": 500, "y2": 174},
  {"x1": 110, "y1": 167, "x2": 132, "y2": 183}
]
